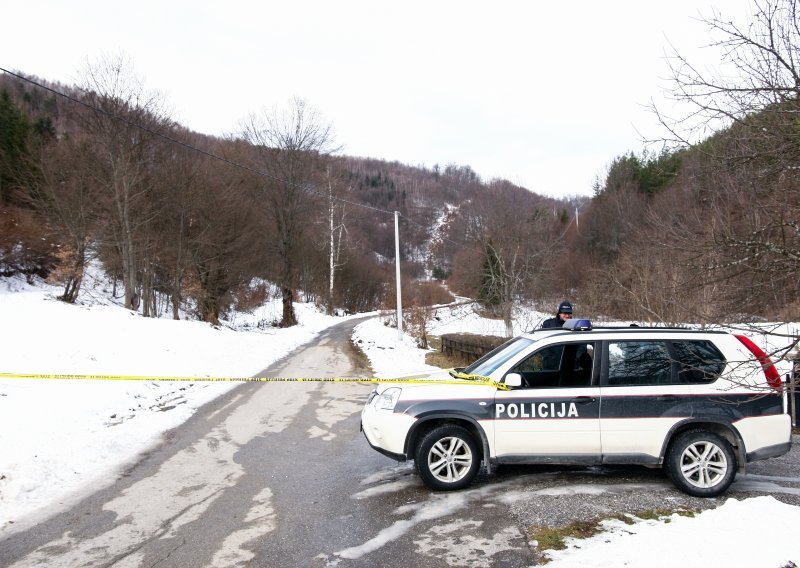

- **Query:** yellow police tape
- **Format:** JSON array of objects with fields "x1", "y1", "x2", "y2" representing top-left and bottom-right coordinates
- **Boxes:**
[{"x1": 0, "y1": 371, "x2": 509, "y2": 390}]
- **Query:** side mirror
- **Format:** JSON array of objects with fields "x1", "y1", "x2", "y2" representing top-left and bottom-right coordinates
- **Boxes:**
[{"x1": 504, "y1": 373, "x2": 523, "y2": 387}]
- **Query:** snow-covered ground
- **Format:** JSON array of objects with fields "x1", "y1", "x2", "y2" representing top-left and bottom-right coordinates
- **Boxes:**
[
  {"x1": 541, "y1": 494, "x2": 800, "y2": 567},
  {"x1": 1, "y1": 273, "x2": 799, "y2": 566}
]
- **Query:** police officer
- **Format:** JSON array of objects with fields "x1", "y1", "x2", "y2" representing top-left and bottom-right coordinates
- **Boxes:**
[{"x1": 541, "y1": 301, "x2": 573, "y2": 328}]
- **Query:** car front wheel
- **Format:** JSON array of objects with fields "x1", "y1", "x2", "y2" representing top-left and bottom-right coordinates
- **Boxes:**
[
  {"x1": 415, "y1": 425, "x2": 481, "y2": 491},
  {"x1": 666, "y1": 430, "x2": 736, "y2": 497}
]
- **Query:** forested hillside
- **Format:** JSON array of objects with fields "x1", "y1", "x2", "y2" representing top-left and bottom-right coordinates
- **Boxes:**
[
  {"x1": 572, "y1": 0, "x2": 800, "y2": 326},
  {"x1": 0, "y1": 0, "x2": 798, "y2": 332},
  {"x1": 0, "y1": 66, "x2": 574, "y2": 329}
]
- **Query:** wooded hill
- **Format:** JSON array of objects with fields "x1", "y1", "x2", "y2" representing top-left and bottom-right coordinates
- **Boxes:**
[
  {"x1": 0, "y1": 67, "x2": 575, "y2": 328},
  {"x1": 1, "y1": 0, "x2": 799, "y2": 332}
]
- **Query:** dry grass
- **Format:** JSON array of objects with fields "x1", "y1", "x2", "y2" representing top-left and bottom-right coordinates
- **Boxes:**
[
  {"x1": 347, "y1": 337, "x2": 373, "y2": 376},
  {"x1": 530, "y1": 509, "x2": 697, "y2": 564},
  {"x1": 424, "y1": 335, "x2": 474, "y2": 369},
  {"x1": 529, "y1": 520, "x2": 602, "y2": 553}
]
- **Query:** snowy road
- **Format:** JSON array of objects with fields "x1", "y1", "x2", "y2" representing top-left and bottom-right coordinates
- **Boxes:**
[{"x1": 0, "y1": 317, "x2": 537, "y2": 567}]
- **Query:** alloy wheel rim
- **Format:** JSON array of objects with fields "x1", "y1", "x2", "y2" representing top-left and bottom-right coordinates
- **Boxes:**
[
  {"x1": 680, "y1": 441, "x2": 728, "y2": 488},
  {"x1": 428, "y1": 436, "x2": 473, "y2": 483}
]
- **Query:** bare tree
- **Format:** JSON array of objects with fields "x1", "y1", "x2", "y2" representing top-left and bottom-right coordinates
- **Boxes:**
[
  {"x1": 184, "y1": 153, "x2": 262, "y2": 325},
  {"x1": 27, "y1": 132, "x2": 98, "y2": 302},
  {"x1": 652, "y1": 0, "x2": 800, "y2": 306},
  {"x1": 148, "y1": 130, "x2": 207, "y2": 319},
  {"x1": 469, "y1": 182, "x2": 564, "y2": 336},
  {"x1": 76, "y1": 55, "x2": 169, "y2": 311},
  {"x1": 655, "y1": 0, "x2": 800, "y2": 147},
  {"x1": 649, "y1": 0, "x2": 800, "y2": 363},
  {"x1": 325, "y1": 166, "x2": 350, "y2": 315},
  {"x1": 238, "y1": 98, "x2": 338, "y2": 327}
]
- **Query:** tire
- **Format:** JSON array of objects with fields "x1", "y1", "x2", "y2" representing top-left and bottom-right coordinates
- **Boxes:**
[
  {"x1": 415, "y1": 425, "x2": 481, "y2": 491},
  {"x1": 665, "y1": 430, "x2": 737, "y2": 497}
]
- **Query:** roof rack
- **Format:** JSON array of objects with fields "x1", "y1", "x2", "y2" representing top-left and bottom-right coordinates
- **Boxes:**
[
  {"x1": 533, "y1": 321, "x2": 726, "y2": 334},
  {"x1": 591, "y1": 325, "x2": 692, "y2": 330}
]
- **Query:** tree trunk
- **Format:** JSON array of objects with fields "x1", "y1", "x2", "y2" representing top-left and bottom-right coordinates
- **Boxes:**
[
  {"x1": 61, "y1": 276, "x2": 80, "y2": 303},
  {"x1": 280, "y1": 286, "x2": 297, "y2": 327},
  {"x1": 141, "y1": 261, "x2": 153, "y2": 317},
  {"x1": 171, "y1": 210, "x2": 186, "y2": 320},
  {"x1": 59, "y1": 244, "x2": 86, "y2": 303},
  {"x1": 502, "y1": 295, "x2": 515, "y2": 338},
  {"x1": 116, "y1": 179, "x2": 139, "y2": 312},
  {"x1": 171, "y1": 287, "x2": 181, "y2": 320},
  {"x1": 200, "y1": 296, "x2": 220, "y2": 326}
]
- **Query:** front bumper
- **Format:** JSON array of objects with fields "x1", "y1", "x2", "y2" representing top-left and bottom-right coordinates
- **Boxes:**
[
  {"x1": 361, "y1": 423, "x2": 407, "y2": 461},
  {"x1": 360, "y1": 403, "x2": 417, "y2": 458}
]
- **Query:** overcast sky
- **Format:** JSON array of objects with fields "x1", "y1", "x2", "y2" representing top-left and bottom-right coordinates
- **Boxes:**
[{"x1": 2, "y1": 1, "x2": 755, "y2": 198}]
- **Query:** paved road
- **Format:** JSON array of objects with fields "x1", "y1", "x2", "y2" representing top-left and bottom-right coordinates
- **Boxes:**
[
  {"x1": 2, "y1": 317, "x2": 799, "y2": 567},
  {"x1": 0, "y1": 318, "x2": 538, "y2": 567}
]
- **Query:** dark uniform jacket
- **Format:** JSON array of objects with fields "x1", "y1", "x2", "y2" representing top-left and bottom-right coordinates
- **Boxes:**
[{"x1": 541, "y1": 316, "x2": 564, "y2": 329}]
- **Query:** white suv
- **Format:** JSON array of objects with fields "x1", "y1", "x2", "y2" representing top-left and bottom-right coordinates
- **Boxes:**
[{"x1": 360, "y1": 319, "x2": 792, "y2": 497}]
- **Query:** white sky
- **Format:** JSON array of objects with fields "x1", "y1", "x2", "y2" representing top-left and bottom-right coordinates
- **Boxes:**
[{"x1": 2, "y1": 1, "x2": 755, "y2": 197}]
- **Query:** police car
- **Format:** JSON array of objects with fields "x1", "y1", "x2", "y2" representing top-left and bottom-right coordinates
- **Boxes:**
[{"x1": 360, "y1": 319, "x2": 792, "y2": 497}]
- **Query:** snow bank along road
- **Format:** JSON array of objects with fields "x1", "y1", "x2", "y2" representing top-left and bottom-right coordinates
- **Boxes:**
[{"x1": 2, "y1": 318, "x2": 800, "y2": 567}]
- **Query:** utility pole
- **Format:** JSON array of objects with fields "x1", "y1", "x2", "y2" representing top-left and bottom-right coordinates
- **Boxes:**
[
  {"x1": 395, "y1": 211, "x2": 403, "y2": 339},
  {"x1": 329, "y1": 180, "x2": 335, "y2": 313}
]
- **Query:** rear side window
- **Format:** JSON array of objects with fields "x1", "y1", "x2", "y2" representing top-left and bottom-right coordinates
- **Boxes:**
[
  {"x1": 672, "y1": 340, "x2": 726, "y2": 383},
  {"x1": 606, "y1": 339, "x2": 726, "y2": 386},
  {"x1": 607, "y1": 341, "x2": 673, "y2": 386}
]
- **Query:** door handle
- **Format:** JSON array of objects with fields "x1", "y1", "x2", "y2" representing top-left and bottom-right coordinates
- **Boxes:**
[
  {"x1": 572, "y1": 396, "x2": 596, "y2": 404},
  {"x1": 656, "y1": 395, "x2": 678, "y2": 402}
]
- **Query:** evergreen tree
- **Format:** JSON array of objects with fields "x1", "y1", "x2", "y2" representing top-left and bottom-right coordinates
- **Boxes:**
[
  {"x1": 0, "y1": 89, "x2": 32, "y2": 203},
  {"x1": 477, "y1": 238, "x2": 504, "y2": 307}
]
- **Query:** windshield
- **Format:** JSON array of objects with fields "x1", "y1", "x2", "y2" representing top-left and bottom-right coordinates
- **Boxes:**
[{"x1": 463, "y1": 337, "x2": 534, "y2": 378}]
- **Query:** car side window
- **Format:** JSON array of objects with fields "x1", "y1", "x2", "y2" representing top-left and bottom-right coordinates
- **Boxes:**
[
  {"x1": 607, "y1": 341, "x2": 674, "y2": 386},
  {"x1": 510, "y1": 342, "x2": 594, "y2": 388},
  {"x1": 517, "y1": 345, "x2": 563, "y2": 373},
  {"x1": 672, "y1": 340, "x2": 726, "y2": 383}
]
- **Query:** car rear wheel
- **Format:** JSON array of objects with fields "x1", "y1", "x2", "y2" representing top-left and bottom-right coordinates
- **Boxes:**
[
  {"x1": 415, "y1": 425, "x2": 481, "y2": 491},
  {"x1": 666, "y1": 430, "x2": 736, "y2": 497}
]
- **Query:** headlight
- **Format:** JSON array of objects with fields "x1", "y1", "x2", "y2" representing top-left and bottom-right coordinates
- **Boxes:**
[{"x1": 375, "y1": 387, "x2": 401, "y2": 410}]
